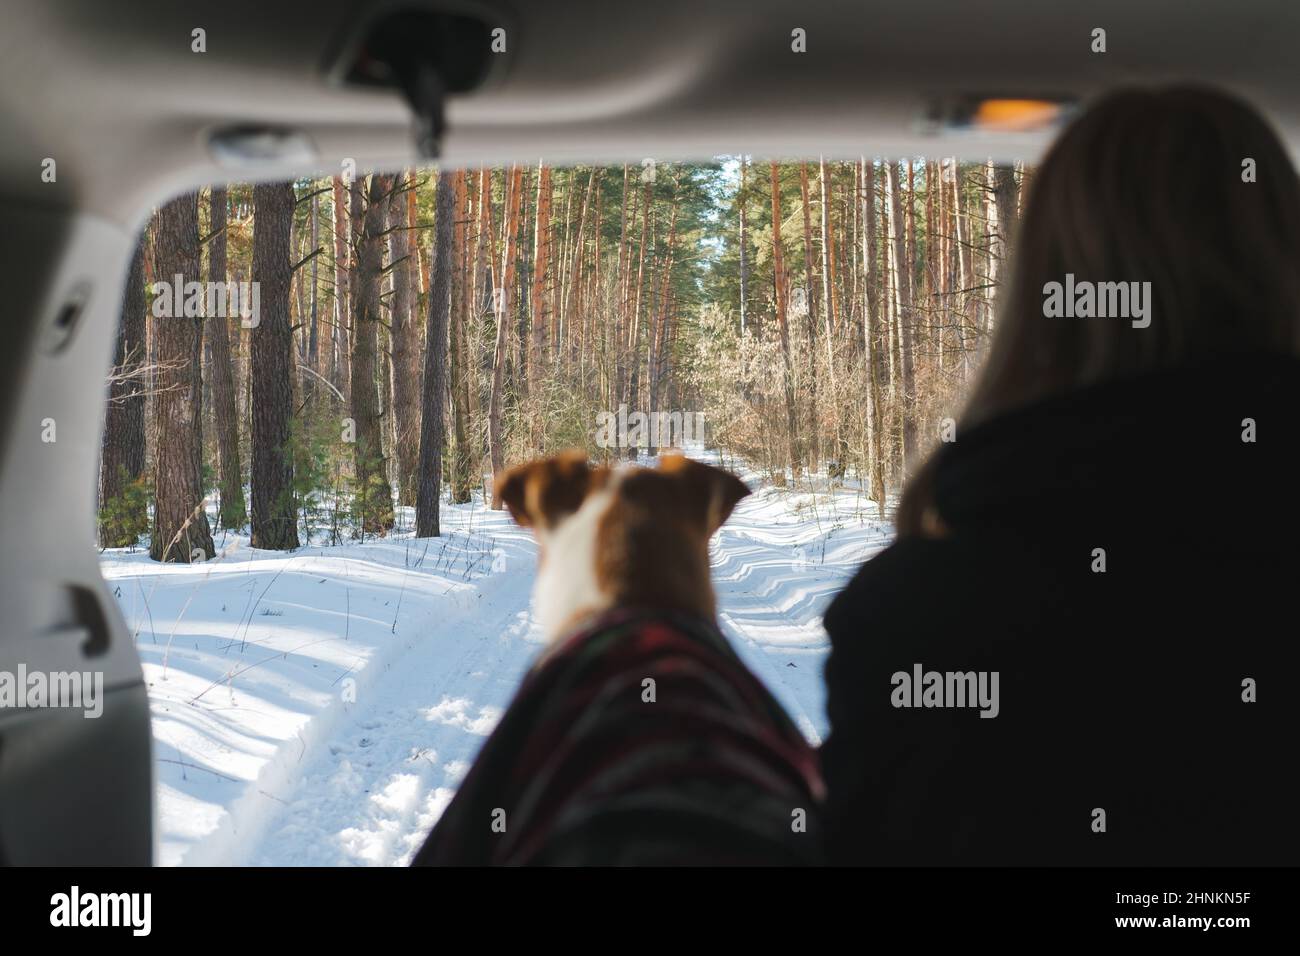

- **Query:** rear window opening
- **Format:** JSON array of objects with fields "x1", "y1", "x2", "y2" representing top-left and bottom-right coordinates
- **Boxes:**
[{"x1": 94, "y1": 155, "x2": 1027, "y2": 863}]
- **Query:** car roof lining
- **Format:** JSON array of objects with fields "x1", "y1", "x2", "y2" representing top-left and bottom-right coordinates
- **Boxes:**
[{"x1": 4, "y1": 0, "x2": 1300, "y2": 225}]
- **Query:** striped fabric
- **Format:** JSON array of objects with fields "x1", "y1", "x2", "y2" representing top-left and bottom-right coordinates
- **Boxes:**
[{"x1": 412, "y1": 607, "x2": 824, "y2": 866}]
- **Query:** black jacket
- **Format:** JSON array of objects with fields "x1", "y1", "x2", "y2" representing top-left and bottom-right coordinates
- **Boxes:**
[{"x1": 821, "y1": 353, "x2": 1300, "y2": 865}]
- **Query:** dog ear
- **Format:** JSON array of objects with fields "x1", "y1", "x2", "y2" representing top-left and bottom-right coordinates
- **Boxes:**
[
  {"x1": 494, "y1": 450, "x2": 608, "y2": 530},
  {"x1": 494, "y1": 463, "x2": 537, "y2": 527},
  {"x1": 656, "y1": 454, "x2": 750, "y2": 536}
]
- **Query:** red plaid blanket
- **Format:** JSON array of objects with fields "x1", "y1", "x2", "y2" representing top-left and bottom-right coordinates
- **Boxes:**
[{"x1": 412, "y1": 607, "x2": 824, "y2": 865}]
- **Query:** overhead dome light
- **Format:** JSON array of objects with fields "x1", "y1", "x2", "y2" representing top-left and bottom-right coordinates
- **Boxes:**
[
  {"x1": 209, "y1": 126, "x2": 318, "y2": 167},
  {"x1": 970, "y1": 99, "x2": 1069, "y2": 132},
  {"x1": 923, "y1": 95, "x2": 1076, "y2": 134}
]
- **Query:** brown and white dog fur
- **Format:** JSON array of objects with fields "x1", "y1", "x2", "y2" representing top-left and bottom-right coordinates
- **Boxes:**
[{"x1": 494, "y1": 450, "x2": 751, "y2": 642}]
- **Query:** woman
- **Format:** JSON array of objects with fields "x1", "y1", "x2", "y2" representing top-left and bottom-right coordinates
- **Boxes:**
[{"x1": 821, "y1": 87, "x2": 1300, "y2": 865}]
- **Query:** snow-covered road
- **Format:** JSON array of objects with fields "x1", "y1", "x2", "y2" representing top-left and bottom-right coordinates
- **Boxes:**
[{"x1": 99, "y1": 459, "x2": 892, "y2": 865}]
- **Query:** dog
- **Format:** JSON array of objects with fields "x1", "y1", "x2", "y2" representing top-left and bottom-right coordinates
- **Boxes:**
[
  {"x1": 499, "y1": 450, "x2": 750, "y2": 644},
  {"x1": 412, "y1": 451, "x2": 824, "y2": 866}
]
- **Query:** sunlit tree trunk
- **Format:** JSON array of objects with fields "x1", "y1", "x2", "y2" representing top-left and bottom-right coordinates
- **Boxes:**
[
  {"x1": 389, "y1": 174, "x2": 422, "y2": 505},
  {"x1": 206, "y1": 186, "x2": 246, "y2": 531},
  {"x1": 738, "y1": 158, "x2": 750, "y2": 336},
  {"x1": 487, "y1": 165, "x2": 523, "y2": 496},
  {"x1": 150, "y1": 192, "x2": 215, "y2": 562},
  {"x1": 990, "y1": 162, "x2": 1019, "y2": 336},
  {"x1": 950, "y1": 162, "x2": 973, "y2": 380},
  {"x1": 100, "y1": 234, "x2": 149, "y2": 546},
  {"x1": 417, "y1": 171, "x2": 456, "y2": 537},
  {"x1": 529, "y1": 162, "x2": 552, "y2": 419},
  {"x1": 886, "y1": 161, "x2": 918, "y2": 475},
  {"x1": 249, "y1": 181, "x2": 300, "y2": 550},
  {"x1": 647, "y1": 195, "x2": 678, "y2": 453},
  {"x1": 306, "y1": 190, "x2": 320, "y2": 397},
  {"x1": 449, "y1": 170, "x2": 474, "y2": 503},
  {"x1": 860, "y1": 158, "x2": 886, "y2": 514},
  {"x1": 350, "y1": 173, "x2": 396, "y2": 534},
  {"x1": 769, "y1": 161, "x2": 802, "y2": 480},
  {"x1": 332, "y1": 176, "x2": 352, "y2": 403},
  {"x1": 798, "y1": 162, "x2": 820, "y2": 470},
  {"x1": 819, "y1": 157, "x2": 842, "y2": 466}
]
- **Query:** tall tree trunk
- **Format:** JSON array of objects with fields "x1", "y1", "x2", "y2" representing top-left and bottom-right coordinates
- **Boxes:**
[
  {"x1": 881, "y1": 166, "x2": 900, "y2": 475},
  {"x1": 554, "y1": 172, "x2": 574, "y2": 350},
  {"x1": 508, "y1": 167, "x2": 529, "y2": 387},
  {"x1": 150, "y1": 192, "x2": 215, "y2": 562},
  {"x1": 906, "y1": 161, "x2": 918, "y2": 304},
  {"x1": 612, "y1": 165, "x2": 631, "y2": 421},
  {"x1": 625, "y1": 190, "x2": 653, "y2": 455},
  {"x1": 249, "y1": 181, "x2": 300, "y2": 550},
  {"x1": 306, "y1": 190, "x2": 320, "y2": 403},
  {"x1": 470, "y1": 169, "x2": 493, "y2": 445},
  {"x1": 885, "y1": 161, "x2": 918, "y2": 475},
  {"x1": 950, "y1": 161, "x2": 973, "y2": 379},
  {"x1": 925, "y1": 159, "x2": 938, "y2": 352},
  {"x1": 937, "y1": 158, "x2": 951, "y2": 370},
  {"x1": 389, "y1": 174, "x2": 422, "y2": 505},
  {"x1": 881, "y1": 184, "x2": 898, "y2": 398},
  {"x1": 332, "y1": 176, "x2": 352, "y2": 403},
  {"x1": 769, "y1": 161, "x2": 802, "y2": 480},
  {"x1": 291, "y1": 217, "x2": 303, "y2": 360},
  {"x1": 860, "y1": 158, "x2": 886, "y2": 515},
  {"x1": 416, "y1": 171, "x2": 456, "y2": 537},
  {"x1": 100, "y1": 234, "x2": 148, "y2": 547},
  {"x1": 561, "y1": 168, "x2": 598, "y2": 363},
  {"x1": 798, "y1": 163, "x2": 821, "y2": 470},
  {"x1": 819, "y1": 157, "x2": 842, "y2": 466},
  {"x1": 351, "y1": 173, "x2": 397, "y2": 534},
  {"x1": 979, "y1": 160, "x2": 995, "y2": 338},
  {"x1": 487, "y1": 165, "x2": 524, "y2": 496},
  {"x1": 378, "y1": 199, "x2": 397, "y2": 496},
  {"x1": 990, "y1": 162, "x2": 1019, "y2": 332},
  {"x1": 530, "y1": 162, "x2": 552, "y2": 410},
  {"x1": 586, "y1": 179, "x2": 603, "y2": 380},
  {"x1": 206, "y1": 186, "x2": 246, "y2": 531},
  {"x1": 449, "y1": 170, "x2": 474, "y2": 503},
  {"x1": 738, "y1": 157, "x2": 750, "y2": 336},
  {"x1": 798, "y1": 162, "x2": 821, "y2": 324},
  {"x1": 625, "y1": 184, "x2": 643, "y2": 398},
  {"x1": 647, "y1": 194, "x2": 678, "y2": 453}
]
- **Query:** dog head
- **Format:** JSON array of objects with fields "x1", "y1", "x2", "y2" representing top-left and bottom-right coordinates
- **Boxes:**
[{"x1": 495, "y1": 451, "x2": 750, "y2": 641}]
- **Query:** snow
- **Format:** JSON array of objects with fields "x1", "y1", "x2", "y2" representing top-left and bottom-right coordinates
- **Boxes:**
[{"x1": 98, "y1": 451, "x2": 893, "y2": 866}]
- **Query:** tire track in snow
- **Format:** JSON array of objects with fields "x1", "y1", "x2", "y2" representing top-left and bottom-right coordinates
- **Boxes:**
[{"x1": 214, "y1": 523, "x2": 545, "y2": 866}]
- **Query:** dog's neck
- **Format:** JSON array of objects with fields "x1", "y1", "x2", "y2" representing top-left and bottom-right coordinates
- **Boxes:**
[{"x1": 532, "y1": 480, "x2": 619, "y2": 641}]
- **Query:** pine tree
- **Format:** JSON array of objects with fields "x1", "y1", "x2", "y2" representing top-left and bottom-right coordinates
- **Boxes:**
[
  {"x1": 248, "y1": 181, "x2": 300, "y2": 550},
  {"x1": 207, "y1": 186, "x2": 247, "y2": 531},
  {"x1": 350, "y1": 173, "x2": 396, "y2": 534},
  {"x1": 150, "y1": 192, "x2": 215, "y2": 562},
  {"x1": 100, "y1": 234, "x2": 149, "y2": 547},
  {"x1": 416, "y1": 171, "x2": 456, "y2": 537}
]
